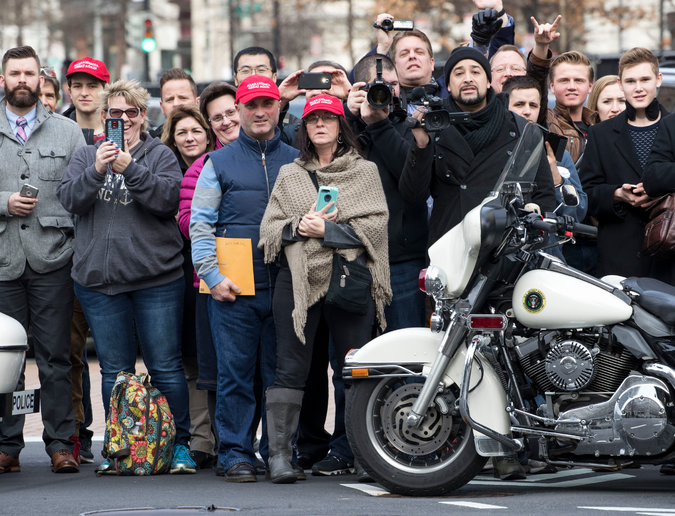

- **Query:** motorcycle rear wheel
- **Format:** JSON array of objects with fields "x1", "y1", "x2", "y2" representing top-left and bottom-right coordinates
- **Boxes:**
[{"x1": 346, "y1": 377, "x2": 487, "y2": 496}]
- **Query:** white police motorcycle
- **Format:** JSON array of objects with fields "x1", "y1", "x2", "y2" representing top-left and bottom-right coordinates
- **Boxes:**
[
  {"x1": 343, "y1": 123, "x2": 675, "y2": 496},
  {"x1": 0, "y1": 314, "x2": 39, "y2": 422}
]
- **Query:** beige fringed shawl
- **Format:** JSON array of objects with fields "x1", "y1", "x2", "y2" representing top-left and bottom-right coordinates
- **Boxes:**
[{"x1": 259, "y1": 150, "x2": 392, "y2": 343}]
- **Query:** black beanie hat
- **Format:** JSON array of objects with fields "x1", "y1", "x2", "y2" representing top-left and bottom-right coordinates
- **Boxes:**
[{"x1": 443, "y1": 46, "x2": 491, "y2": 85}]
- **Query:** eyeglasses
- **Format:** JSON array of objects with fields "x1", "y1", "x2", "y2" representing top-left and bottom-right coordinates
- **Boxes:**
[
  {"x1": 304, "y1": 113, "x2": 339, "y2": 125},
  {"x1": 492, "y1": 65, "x2": 526, "y2": 74},
  {"x1": 209, "y1": 108, "x2": 237, "y2": 124},
  {"x1": 107, "y1": 107, "x2": 141, "y2": 119},
  {"x1": 236, "y1": 65, "x2": 272, "y2": 77}
]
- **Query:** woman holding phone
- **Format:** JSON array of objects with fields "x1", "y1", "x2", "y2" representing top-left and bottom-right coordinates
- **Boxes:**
[
  {"x1": 259, "y1": 94, "x2": 391, "y2": 483},
  {"x1": 57, "y1": 79, "x2": 196, "y2": 474}
]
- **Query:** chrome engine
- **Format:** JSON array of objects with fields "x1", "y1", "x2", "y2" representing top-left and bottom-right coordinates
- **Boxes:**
[
  {"x1": 514, "y1": 331, "x2": 675, "y2": 457},
  {"x1": 554, "y1": 375, "x2": 675, "y2": 456},
  {"x1": 516, "y1": 331, "x2": 640, "y2": 395}
]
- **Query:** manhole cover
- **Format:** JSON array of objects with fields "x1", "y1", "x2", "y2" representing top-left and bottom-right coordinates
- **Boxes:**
[{"x1": 81, "y1": 507, "x2": 239, "y2": 515}]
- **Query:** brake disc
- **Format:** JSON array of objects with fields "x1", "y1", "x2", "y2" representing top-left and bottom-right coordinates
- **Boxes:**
[{"x1": 381, "y1": 382, "x2": 453, "y2": 455}]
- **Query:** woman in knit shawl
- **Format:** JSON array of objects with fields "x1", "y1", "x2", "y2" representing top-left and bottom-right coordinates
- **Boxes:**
[{"x1": 259, "y1": 94, "x2": 391, "y2": 483}]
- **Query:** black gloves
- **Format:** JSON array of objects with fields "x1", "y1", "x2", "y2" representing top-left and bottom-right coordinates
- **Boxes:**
[{"x1": 471, "y1": 8, "x2": 505, "y2": 46}]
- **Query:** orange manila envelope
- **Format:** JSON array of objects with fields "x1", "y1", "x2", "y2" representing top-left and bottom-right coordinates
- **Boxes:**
[{"x1": 199, "y1": 237, "x2": 255, "y2": 296}]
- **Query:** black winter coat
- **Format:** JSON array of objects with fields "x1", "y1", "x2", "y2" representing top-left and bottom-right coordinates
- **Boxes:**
[
  {"x1": 643, "y1": 111, "x2": 675, "y2": 285},
  {"x1": 581, "y1": 109, "x2": 670, "y2": 282},
  {"x1": 399, "y1": 112, "x2": 556, "y2": 247},
  {"x1": 348, "y1": 110, "x2": 428, "y2": 264}
]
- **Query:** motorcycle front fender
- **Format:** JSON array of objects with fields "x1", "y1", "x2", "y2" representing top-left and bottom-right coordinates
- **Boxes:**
[{"x1": 344, "y1": 327, "x2": 510, "y2": 441}]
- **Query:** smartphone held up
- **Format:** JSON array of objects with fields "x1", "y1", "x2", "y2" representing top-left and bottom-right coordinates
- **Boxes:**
[{"x1": 105, "y1": 117, "x2": 125, "y2": 151}]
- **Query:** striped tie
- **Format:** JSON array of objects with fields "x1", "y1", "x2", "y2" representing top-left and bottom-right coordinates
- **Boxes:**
[{"x1": 16, "y1": 117, "x2": 27, "y2": 145}]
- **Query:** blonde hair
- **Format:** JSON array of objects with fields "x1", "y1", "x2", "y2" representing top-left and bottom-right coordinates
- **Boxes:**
[
  {"x1": 99, "y1": 79, "x2": 151, "y2": 131},
  {"x1": 550, "y1": 51, "x2": 594, "y2": 83},
  {"x1": 587, "y1": 75, "x2": 619, "y2": 112}
]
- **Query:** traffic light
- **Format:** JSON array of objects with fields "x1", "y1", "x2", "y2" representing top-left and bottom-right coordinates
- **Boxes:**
[{"x1": 141, "y1": 18, "x2": 156, "y2": 53}]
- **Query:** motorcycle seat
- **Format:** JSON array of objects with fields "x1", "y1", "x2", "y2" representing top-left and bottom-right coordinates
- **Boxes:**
[{"x1": 622, "y1": 277, "x2": 675, "y2": 326}]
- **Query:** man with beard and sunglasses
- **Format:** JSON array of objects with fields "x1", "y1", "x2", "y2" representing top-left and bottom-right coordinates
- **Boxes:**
[{"x1": 0, "y1": 46, "x2": 85, "y2": 475}]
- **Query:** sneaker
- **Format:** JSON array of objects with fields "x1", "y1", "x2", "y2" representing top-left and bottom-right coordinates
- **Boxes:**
[
  {"x1": 311, "y1": 454, "x2": 354, "y2": 476},
  {"x1": 170, "y1": 444, "x2": 197, "y2": 474},
  {"x1": 95, "y1": 459, "x2": 116, "y2": 476},
  {"x1": 79, "y1": 430, "x2": 94, "y2": 464}
]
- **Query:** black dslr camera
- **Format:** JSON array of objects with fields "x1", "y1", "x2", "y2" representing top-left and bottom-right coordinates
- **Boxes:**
[
  {"x1": 359, "y1": 58, "x2": 394, "y2": 110},
  {"x1": 407, "y1": 86, "x2": 470, "y2": 132}
]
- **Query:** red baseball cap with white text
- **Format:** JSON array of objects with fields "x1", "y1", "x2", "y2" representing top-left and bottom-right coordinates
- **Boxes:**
[
  {"x1": 302, "y1": 94, "x2": 345, "y2": 119},
  {"x1": 235, "y1": 75, "x2": 280, "y2": 104},
  {"x1": 66, "y1": 57, "x2": 110, "y2": 83}
]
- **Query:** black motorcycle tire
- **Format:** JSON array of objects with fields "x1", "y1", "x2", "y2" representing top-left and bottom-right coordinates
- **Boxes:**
[{"x1": 346, "y1": 377, "x2": 488, "y2": 496}]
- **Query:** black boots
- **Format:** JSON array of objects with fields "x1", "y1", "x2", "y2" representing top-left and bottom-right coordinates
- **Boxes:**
[{"x1": 266, "y1": 387, "x2": 303, "y2": 484}]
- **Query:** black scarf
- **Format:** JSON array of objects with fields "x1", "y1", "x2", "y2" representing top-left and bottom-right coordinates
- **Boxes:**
[
  {"x1": 625, "y1": 97, "x2": 661, "y2": 121},
  {"x1": 445, "y1": 88, "x2": 506, "y2": 154}
]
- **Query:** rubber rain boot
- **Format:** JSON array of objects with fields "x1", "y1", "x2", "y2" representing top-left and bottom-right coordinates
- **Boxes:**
[{"x1": 266, "y1": 387, "x2": 304, "y2": 484}]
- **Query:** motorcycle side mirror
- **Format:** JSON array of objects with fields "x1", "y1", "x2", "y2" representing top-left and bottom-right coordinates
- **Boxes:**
[{"x1": 561, "y1": 185, "x2": 579, "y2": 207}]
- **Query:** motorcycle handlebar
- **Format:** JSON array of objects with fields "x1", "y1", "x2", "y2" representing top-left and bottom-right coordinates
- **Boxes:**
[
  {"x1": 525, "y1": 214, "x2": 597, "y2": 238},
  {"x1": 571, "y1": 222, "x2": 598, "y2": 237}
]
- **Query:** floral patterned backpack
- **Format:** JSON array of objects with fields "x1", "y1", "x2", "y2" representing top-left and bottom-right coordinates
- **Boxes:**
[{"x1": 99, "y1": 372, "x2": 176, "y2": 475}]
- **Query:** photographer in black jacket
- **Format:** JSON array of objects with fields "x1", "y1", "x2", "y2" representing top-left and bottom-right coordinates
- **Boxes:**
[{"x1": 347, "y1": 54, "x2": 428, "y2": 331}]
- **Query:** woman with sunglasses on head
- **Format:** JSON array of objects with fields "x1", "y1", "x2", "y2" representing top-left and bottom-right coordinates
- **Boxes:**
[
  {"x1": 259, "y1": 94, "x2": 391, "y2": 483},
  {"x1": 57, "y1": 79, "x2": 196, "y2": 474},
  {"x1": 176, "y1": 82, "x2": 241, "y2": 471}
]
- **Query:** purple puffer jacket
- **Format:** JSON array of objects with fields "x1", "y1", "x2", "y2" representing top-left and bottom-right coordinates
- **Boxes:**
[{"x1": 179, "y1": 140, "x2": 223, "y2": 287}]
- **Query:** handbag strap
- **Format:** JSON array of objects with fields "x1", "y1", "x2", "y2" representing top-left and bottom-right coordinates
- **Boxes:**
[{"x1": 307, "y1": 170, "x2": 319, "y2": 191}]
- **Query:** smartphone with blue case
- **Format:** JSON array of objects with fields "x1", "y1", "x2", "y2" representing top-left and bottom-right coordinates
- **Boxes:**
[{"x1": 316, "y1": 186, "x2": 338, "y2": 213}]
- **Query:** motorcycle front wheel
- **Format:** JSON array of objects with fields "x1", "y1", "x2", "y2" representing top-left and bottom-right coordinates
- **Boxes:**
[{"x1": 346, "y1": 376, "x2": 487, "y2": 496}]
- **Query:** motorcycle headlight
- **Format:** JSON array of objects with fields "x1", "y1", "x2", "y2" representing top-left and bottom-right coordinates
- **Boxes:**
[{"x1": 419, "y1": 265, "x2": 447, "y2": 298}]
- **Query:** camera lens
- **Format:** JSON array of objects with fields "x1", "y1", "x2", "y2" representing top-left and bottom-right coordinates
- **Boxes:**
[
  {"x1": 324, "y1": 194, "x2": 331, "y2": 202},
  {"x1": 380, "y1": 18, "x2": 393, "y2": 31},
  {"x1": 367, "y1": 84, "x2": 392, "y2": 110}
]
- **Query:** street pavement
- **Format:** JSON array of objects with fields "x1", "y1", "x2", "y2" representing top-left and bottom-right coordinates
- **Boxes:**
[
  {"x1": 1, "y1": 440, "x2": 673, "y2": 516},
  {"x1": 5, "y1": 360, "x2": 674, "y2": 515}
]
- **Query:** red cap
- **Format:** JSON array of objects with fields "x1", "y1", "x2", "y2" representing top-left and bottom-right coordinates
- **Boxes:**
[
  {"x1": 66, "y1": 57, "x2": 110, "y2": 83},
  {"x1": 302, "y1": 94, "x2": 345, "y2": 119},
  {"x1": 235, "y1": 75, "x2": 280, "y2": 104}
]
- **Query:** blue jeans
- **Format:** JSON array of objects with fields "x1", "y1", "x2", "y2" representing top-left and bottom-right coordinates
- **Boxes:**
[
  {"x1": 385, "y1": 259, "x2": 427, "y2": 332},
  {"x1": 208, "y1": 289, "x2": 276, "y2": 470},
  {"x1": 74, "y1": 277, "x2": 191, "y2": 445}
]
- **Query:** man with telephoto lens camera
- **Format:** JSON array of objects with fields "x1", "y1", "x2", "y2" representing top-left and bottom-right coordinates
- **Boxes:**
[
  {"x1": 399, "y1": 46, "x2": 557, "y2": 250},
  {"x1": 347, "y1": 54, "x2": 428, "y2": 335}
]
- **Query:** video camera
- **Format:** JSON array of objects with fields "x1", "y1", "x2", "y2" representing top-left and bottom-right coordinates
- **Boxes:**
[
  {"x1": 359, "y1": 58, "x2": 394, "y2": 110},
  {"x1": 407, "y1": 86, "x2": 470, "y2": 132}
]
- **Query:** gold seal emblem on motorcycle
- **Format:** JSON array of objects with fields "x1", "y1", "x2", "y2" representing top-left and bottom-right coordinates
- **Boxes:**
[{"x1": 523, "y1": 289, "x2": 545, "y2": 313}]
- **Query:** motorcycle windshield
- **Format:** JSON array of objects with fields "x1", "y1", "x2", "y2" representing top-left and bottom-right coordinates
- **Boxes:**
[{"x1": 491, "y1": 122, "x2": 545, "y2": 195}]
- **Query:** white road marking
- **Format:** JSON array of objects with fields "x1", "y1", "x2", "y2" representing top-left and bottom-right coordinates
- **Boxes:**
[
  {"x1": 470, "y1": 472, "x2": 633, "y2": 488},
  {"x1": 440, "y1": 501, "x2": 507, "y2": 509},
  {"x1": 341, "y1": 483, "x2": 391, "y2": 496},
  {"x1": 578, "y1": 508, "x2": 675, "y2": 513}
]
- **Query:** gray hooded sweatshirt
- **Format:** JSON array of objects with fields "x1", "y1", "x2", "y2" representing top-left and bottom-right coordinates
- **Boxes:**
[{"x1": 58, "y1": 132, "x2": 184, "y2": 295}]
